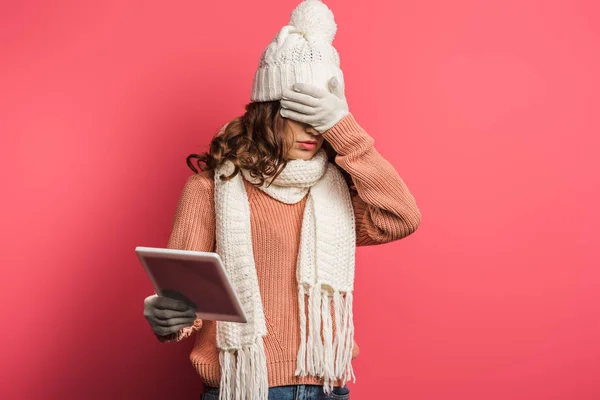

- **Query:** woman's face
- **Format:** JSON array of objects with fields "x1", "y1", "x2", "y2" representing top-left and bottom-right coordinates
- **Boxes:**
[{"x1": 282, "y1": 117, "x2": 324, "y2": 160}]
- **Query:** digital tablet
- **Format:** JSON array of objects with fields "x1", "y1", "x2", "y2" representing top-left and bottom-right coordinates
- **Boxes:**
[{"x1": 135, "y1": 246, "x2": 247, "y2": 323}]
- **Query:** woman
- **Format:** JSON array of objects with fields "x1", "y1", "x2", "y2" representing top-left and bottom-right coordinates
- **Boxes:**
[{"x1": 143, "y1": 1, "x2": 421, "y2": 399}]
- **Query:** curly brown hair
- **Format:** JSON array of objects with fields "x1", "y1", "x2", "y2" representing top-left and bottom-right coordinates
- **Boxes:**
[{"x1": 186, "y1": 100, "x2": 355, "y2": 191}]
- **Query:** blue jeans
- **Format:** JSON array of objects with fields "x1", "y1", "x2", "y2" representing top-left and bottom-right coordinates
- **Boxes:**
[{"x1": 201, "y1": 384, "x2": 350, "y2": 399}]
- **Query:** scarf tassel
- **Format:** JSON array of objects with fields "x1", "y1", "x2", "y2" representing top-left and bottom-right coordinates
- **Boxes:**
[
  {"x1": 219, "y1": 337, "x2": 269, "y2": 400},
  {"x1": 295, "y1": 284, "x2": 308, "y2": 377},
  {"x1": 294, "y1": 284, "x2": 356, "y2": 394}
]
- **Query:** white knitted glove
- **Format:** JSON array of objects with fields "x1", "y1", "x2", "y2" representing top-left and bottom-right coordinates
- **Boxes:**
[{"x1": 280, "y1": 76, "x2": 349, "y2": 133}]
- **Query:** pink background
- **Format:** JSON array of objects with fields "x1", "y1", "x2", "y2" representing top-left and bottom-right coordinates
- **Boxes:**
[{"x1": 1, "y1": 0, "x2": 599, "y2": 399}]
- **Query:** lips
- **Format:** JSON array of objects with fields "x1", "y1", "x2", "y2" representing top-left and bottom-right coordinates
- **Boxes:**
[{"x1": 298, "y1": 141, "x2": 317, "y2": 144}]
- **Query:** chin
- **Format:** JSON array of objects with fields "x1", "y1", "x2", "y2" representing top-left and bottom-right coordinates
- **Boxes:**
[
  {"x1": 287, "y1": 145, "x2": 322, "y2": 160},
  {"x1": 290, "y1": 152, "x2": 316, "y2": 160}
]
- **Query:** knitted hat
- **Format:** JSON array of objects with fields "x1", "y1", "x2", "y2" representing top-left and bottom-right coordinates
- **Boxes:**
[{"x1": 250, "y1": 0, "x2": 344, "y2": 102}]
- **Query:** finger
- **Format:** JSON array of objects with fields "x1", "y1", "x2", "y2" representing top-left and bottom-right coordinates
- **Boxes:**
[
  {"x1": 154, "y1": 326, "x2": 174, "y2": 336},
  {"x1": 154, "y1": 295, "x2": 190, "y2": 312},
  {"x1": 167, "y1": 322, "x2": 195, "y2": 333},
  {"x1": 280, "y1": 108, "x2": 319, "y2": 125},
  {"x1": 282, "y1": 89, "x2": 320, "y2": 107},
  {"x1": 154, "y1": 307, "x2": 196, "y2": 320},
  {"x1": 292, "y1": 83, "x2": 330, "y2": 99},
  {"x1": 155, "y1": 322, "x2": 193, "y2": 336},
  {"x1": 153, "y1": 315, "x2": 197, "y2": 327},
  {"x1": 280, "y1": 99, "x2": 318, "y2": 115}
]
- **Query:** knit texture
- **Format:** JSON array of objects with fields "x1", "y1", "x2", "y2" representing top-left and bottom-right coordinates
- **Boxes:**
[
  {"x1": 157, "y1": 113, "x2": 421, "y2": 389},
  {"x1": 251, "y1": 0, "x2": 344, "y2": 102},
  {"x1": 214, "y1": 146, "x2": 356, "y2": 398}
]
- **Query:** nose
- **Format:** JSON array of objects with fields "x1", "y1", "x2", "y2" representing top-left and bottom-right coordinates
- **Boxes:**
[{"x1": 300, "y1": 122, "x2": 320, "y2": 138}]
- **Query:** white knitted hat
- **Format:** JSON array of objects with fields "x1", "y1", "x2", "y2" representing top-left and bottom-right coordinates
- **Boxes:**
[{"x1": 250, "y1": 0, "x2": 345, "y2": 102}]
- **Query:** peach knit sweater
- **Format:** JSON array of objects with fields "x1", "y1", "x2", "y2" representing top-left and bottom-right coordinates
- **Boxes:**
[{"x1": 156, "y1": 113, "x2": 421, "y2": 388}]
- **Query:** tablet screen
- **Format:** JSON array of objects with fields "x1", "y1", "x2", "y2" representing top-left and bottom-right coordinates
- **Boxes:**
[{"x1": 137, "y1": 247, "x2": 246, "y2": 323}]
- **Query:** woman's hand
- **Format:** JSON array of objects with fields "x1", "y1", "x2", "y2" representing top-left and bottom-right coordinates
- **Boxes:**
[
  {"x1": 279, "y1": 77, "x2": 349, "y2": 133},
  {"x1": 143, "y1": 292, "x2": 197, "y2": 336}
]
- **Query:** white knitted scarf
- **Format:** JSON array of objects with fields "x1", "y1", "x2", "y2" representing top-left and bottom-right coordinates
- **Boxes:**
[{"x1": 213, "y1": 147, "x2": 356, "y2": 399}]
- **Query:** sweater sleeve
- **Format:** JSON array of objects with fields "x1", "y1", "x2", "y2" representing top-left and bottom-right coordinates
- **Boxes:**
[
  {"x1": 320, "y1": 113, "x2": 421, "y2": 246},
  {"x1": 155, "y1": 171, "x2": 216, "y2": 343}
]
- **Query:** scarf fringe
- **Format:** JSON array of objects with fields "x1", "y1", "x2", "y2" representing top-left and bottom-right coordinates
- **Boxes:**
[
  {"x1": 295, "y1": 284, "x2": 308, "y2": 377},
  {"x1": 294, "y1": 284, "x2": 356, "y2": 394},
  {"x1": 342, "y1": 291, "x2": 356, "y2": 384},
  {"x1": 308, "y1": 283, "x2": 324, "y2": 376},
  {"x1": 218, "y1": 337, "x2": 269, "y2": 400},
  {"x1": 322, "y1": 289, "x2": 335, "y2": 392}
]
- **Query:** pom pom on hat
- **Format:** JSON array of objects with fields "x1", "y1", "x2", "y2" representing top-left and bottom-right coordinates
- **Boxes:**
[{"x1": 289, "y1": 0, "x2": 337, "y2": 43}]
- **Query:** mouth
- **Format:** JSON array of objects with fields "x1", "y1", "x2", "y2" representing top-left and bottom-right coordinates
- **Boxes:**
[{"x1": 298, "y1": 140, "x2": 317, "y2": 150}]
